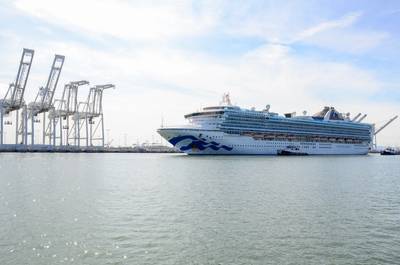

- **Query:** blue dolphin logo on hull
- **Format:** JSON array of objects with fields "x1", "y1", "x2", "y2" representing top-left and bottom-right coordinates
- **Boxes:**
[{"x1": 169, "y1": 135, "x2": 233, "y2": 152}]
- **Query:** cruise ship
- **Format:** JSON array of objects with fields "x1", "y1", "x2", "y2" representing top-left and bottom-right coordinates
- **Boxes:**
[{"x1": 157, "y1": 94, "x2": 374, "y2": 155}]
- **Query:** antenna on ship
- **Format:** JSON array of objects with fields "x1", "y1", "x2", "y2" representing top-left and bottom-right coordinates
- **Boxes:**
[{"x1": 220, "y1": 93, "x2": 232, "y2": 106}]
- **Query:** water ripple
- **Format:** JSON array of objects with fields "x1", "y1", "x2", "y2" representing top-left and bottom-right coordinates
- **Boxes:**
[{"x1": 0, "y1": 153, "x2": 399, "y2": 264}]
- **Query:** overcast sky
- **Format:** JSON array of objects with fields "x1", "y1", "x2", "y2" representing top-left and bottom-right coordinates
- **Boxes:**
[{"x1": 0, "y1": 0, "x2": 399, "y2": 146}]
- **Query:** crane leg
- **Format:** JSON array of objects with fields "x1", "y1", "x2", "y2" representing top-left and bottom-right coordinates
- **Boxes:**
[
  {"x1": 59, "y1": 117, "x2": 63, "y2": 146},
  {"x1": 24, "y1": 107, "x2": 27, "y2": 145},
  {"x1": 85, "y1": 115, "x2": 88, "y2": 147},
  {"x1": 0, "y1": 109, "x2": 3, "y2": 145},
  {"x1": 31, "y1": 116, "x2": 34, "y2": 145},
  {"x1": 42, "y1": 113, "x2": 46, "y2": 145},
  {"x1": 101, "y1": 114, "x2": 105, "y2": 147},
  {"x1": 15, "y1": 110, "x2": 19, "y2": 144},
  {"x1": 53, "y1": 117, "x2": 56, "y2": 146}
]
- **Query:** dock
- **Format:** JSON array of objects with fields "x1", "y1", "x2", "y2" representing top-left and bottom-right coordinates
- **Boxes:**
[{"x1": 0, "y1": 144, "x2": 180, "y2": 153}]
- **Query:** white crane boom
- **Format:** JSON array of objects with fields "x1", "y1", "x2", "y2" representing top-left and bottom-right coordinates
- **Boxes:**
[
  {"x1": 374, "y1": 116, "x2": 398, "y2": 135},
  {"x1": 30, "y1": 54, "x2": 65, "y2": 115},
  {"x1": 86, "y1": 84, "x2": 115, "y2": 116},
  {"x1": 41, "y1": 54, "x2": 65, "y2": 108},
  {"x1": 1, "y1": 48, "x2": 34, "y2": 113},
  {"x1": 58, "y1": 80, "x2": 90, "y2": 113},
  {"x1": 95, "y1": 84, "x2": 115, "y2": 90}
]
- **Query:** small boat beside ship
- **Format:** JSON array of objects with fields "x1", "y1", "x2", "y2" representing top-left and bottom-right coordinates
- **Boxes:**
[{"x1": 381, "y1": 147, "x2": 400, "y2": 156}]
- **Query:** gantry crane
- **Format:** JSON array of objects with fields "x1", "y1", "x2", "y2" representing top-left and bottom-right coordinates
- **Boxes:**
[
  {"x1": 76, "y1": 84, "x2": 115, "y2": 147},
  {"x1": 47, "y1": 80, "x2": 89, "y2": 146},
  {"x1": 0, "y1": 48, "x2": 34, "y2": 145},
  {"x1": 25, "y1": 54, "x2": 64, "y2": 145}
]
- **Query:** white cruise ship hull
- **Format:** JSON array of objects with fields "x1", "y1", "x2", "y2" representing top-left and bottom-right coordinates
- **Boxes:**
[{"x1": 158, "y1": 128, "x2": 370, "y2": 155}]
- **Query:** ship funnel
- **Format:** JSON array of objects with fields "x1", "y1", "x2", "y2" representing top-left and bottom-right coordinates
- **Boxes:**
[
  {"x1": 351, "y1": 113, "x2": 361, "y2": 122},
  {"x1": 356, "y1": 114, "x2": 367, "y2": 123},
  {"x1": 323, "y1": 108, "x2": 333, "y2": 121}
]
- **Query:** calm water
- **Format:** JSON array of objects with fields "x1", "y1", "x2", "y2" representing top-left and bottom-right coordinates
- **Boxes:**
[{"x1": 0, "y1": 153, "x2": 399, "y2": 264}]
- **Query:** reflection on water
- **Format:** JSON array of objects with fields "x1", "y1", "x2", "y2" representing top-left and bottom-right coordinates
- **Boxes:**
[{"x1": 1, "y1": 153, "x2": 399, "y2": 264}]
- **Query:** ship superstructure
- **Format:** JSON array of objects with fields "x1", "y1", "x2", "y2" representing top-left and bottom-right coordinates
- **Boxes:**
[{"x1": 158, "y1": 94, "x2": 377, "y2": 155}]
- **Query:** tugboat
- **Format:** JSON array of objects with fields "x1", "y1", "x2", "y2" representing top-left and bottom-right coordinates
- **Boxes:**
[{"x1": 380, "y1": 147, "x2": 400, "y2": 156}]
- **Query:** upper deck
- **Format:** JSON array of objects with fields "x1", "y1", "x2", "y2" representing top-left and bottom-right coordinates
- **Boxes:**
[{"x1": 182, "y1": 96, "x2": 373, "y2": 143}]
